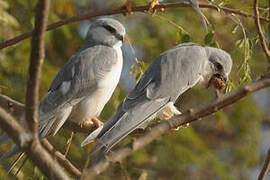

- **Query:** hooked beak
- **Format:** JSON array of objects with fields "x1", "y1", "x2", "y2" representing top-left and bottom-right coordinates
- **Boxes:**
[{"x1": 223, "y1": 75, "x2": 228, "y2": 82}]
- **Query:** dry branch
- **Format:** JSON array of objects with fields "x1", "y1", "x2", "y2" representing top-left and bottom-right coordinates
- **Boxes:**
[
  {"x1": 0, "y1": 2, "x2": 269, "y2": 50},
  {"x1": 254, "y1": 0, "x2": 270, "y2": 64},
  {"x1": 257, "y1": 148, "x2": 270, "y2": 180},
  {"x1": 0, "y1": 94, "x2": 96, "y2": 134},
  {"x1": 41, "y1": 139, "x2": 81, "y2": 178},
  {"x1": 0, "y1": 0, "x2": 71, "y2": 179},
  {"x1": 0, "y1": 107, "x2": 70, "y2": 180},
  {"x1": 25, "y1": 0, "x2": 50, "y2": 136},
  {"x1": 84, "y1": 77, "x2": 270, "y2": 178}
]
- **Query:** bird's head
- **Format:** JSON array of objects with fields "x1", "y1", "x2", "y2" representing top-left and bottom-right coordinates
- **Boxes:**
[
  {"x1": 86, "y1": 18, "x2": 126, "y2": 47},
  {"x1": 205, "y1": 47, "x2": 232, "y2": 91}
]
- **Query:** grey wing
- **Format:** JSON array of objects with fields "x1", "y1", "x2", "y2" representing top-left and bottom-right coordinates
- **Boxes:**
[
  {"x1": 38, "y1": 45, "x2": 118, "y2": 138},
  {"x1": 89, "y1": 97, "x2": 170, "y2": 158},
  {"x1": 82, "y1": 57, "x2": 171, "y2": 156}
]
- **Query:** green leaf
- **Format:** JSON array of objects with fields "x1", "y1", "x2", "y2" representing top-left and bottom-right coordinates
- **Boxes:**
[
  {"x1": 181, "y1": 34, "x2": 190, "y2": 43},
  {"x1": 204, "y1": 32, "x2": 214, "y2": 45}
]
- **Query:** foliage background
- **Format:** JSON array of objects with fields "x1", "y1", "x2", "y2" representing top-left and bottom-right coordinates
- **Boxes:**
[{"x1": 0, "y1": 0, "x2": 270, "y2": 179}]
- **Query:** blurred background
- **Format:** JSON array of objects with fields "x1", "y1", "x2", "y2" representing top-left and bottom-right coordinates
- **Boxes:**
[{"x1": 0, "y1": 0, "x2": 270, "y2": 179}]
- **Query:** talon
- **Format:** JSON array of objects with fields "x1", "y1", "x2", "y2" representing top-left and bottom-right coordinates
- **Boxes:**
[
  {"x1": 91, "y1": 116, "x2": 104, "y2": 128},
  {"x1": 162, "y1": 112, "x2": 171, "y2": 120},
  {"x1": 80, "y1": 118, "x2": 94, "y2": 128}
]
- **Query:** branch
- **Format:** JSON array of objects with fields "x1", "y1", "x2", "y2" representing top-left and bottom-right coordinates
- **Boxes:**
[
  {"x1": 0, "y1": 2, "x2": 269, "y2": 50},
  {"x1": 0, "y1": 94, "x2": 98, "y2": 134},
  {"x1": 0, "y1": 107, "x2": 70, "y2": 179},
  {"x1": 258, "y1": 148, "x2": 270, "y2": 180},
  {"x1": 25, "y1": 0, "x2": 50, "y2": 135},
  {"x1": 254, "y1": 0, "x2": 270, "y2": 64},
  {"x1": 84, "y1": 77, "x2": 270, "y2": 178},
  {"x1": 41, "y1": 139, "x2": 81, "y2": 178}
]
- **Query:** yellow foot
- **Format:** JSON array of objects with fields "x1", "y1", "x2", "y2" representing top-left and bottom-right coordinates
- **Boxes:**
[
  {"x1": 120, "y1": 0, "x2": 133, "y2": 15},
  {"x1": 91, "y1": 116, "x2": 104, "y2": 128},
  {"x1": 161, "y1": 111, "x2": 179, "y2": 132},
  {"x1": 80, "y1": 118, "x2": 94, "y2": 128}
]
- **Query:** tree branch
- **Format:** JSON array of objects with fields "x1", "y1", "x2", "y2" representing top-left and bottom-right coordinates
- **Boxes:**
[
  {"x1": 258, "y1": 148, "x2": 270, "y2": 180},
  {"x1": 41, "y1": 139, "x2": 82, "y2": 178},
  {"x1": 84, "y1": 77, "x2": 270, "y2": 178},
  {"x1": 0, "y1": 2, "x2": 269, "y2": 50},
  {"x1": 0, "y1": 94, "x2": 98, "y2": 134},
  {"x1": 25, "y1": 0, "x2": 50, "y2": 136},
  {"x1": 0, "y1": 0, "x2": 71, "y2": 179},
  {"x1": 0, "y1": 107, "x2": 70, "y2": 179},
  {"x1": 254, "y1": 0, "x2": 270, "y2": 64}
]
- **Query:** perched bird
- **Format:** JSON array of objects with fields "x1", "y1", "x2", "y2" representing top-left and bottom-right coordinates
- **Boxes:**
[
  {"x1": 81, "y1": 43, "x2": 232, "y2": 161},
  {"x1": 1, "y1": 18, "x2": 126, "y2": 172}
]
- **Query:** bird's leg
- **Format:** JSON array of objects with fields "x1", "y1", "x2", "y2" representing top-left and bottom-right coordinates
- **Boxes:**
[
  {"x1": 91, "y1": 116, "x2": 104, "y2": 128},
  {"x1": 80, "y1": 117, "x2": 94, "y2": 128},
  {"x1": 160, "y1": 104, "x2": 189, "y2": 131},
  {"x1": 119, "y1": 0, "x2": 133, "y2": 15}
]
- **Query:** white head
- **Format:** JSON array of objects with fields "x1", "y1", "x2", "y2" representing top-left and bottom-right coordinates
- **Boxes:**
[{"x1": 85, "y1": 18, "x2": 126, "y2": 47}]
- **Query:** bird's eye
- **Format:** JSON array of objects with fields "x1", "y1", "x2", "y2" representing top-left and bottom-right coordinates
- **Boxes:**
[
  {"x1": 103, "y1": 25, "x2": 116, "y2": 34},
  {"x1": 216, "y1": 63, "x2": 223, "y2": 71}
]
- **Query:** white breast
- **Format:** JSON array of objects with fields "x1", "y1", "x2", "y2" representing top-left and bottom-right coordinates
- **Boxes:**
[{"x1": 69, "y1": 45, "x2": 123, "y2": 123}]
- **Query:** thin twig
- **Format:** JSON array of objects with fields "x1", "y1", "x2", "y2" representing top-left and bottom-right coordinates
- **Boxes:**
[
  {"x1": 257, "y1": 148, "x2": 270, "y2": 180},
  {"x1": 64, "y1": 132, "x2": 74, "y2": 157},
  {"x1": 84, "y1": 77, "x2": 270, "y2": 178},
  {"x1": 254, "y1": 0, "x2": 270, "y2": 64},
  {"x1": 41, "y1": 139, "x2": 82, "y2": 178},
  {"x1": 0, "y1": 2, "x2": 269, "y2": 50}
]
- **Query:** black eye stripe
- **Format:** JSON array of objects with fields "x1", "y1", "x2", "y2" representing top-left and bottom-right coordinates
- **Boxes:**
[{"x1": 103, "y1": 25, "x2": 116, "y2": 34}]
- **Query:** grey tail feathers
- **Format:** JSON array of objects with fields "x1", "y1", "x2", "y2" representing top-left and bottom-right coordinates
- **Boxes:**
[
  {"x1": 14, "y1": 156, "x2": 28, "y2": 176},
  {"x1": 7, "y1": 152, "x2": 25, "y2": 175},
  {"x1": 94, "y1": 147, "x2": 107, "y2": 163}
]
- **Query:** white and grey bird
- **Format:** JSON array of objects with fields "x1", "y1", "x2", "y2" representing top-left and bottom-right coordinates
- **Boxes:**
[
  {"x1": 81, "y1": 43, "x2": 232, "y2": 161},
  {"x1": 0, "y1": 18, "x2": 126, "y2": 171}
]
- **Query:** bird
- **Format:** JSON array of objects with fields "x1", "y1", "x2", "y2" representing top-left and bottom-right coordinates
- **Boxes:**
[
  {"x1": 81, "y1": 42, "x2": 232, "y2": 161},
  {"x1": 0, "y1": 17, "x2": 126, "y2": 173}
]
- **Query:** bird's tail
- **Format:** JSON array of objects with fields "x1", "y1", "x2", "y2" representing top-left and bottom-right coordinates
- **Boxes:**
[
  {"x1": 89, "y1": 98, "x2": 171, "y2": 162},
  {"x1": 0, "y1": 144, "x2": 27, "y2": 175}
]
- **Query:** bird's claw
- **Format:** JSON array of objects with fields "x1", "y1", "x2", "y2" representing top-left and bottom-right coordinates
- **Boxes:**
[
  {"x1": 161, "y1": 111, "x2": 189, "y2": 132},
  {"x1": 80, "y1": 118, "x2": 94, "y2": 128},
  {"x1": 91, "y1": 117, "x2": 104, "y2": 128}
]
